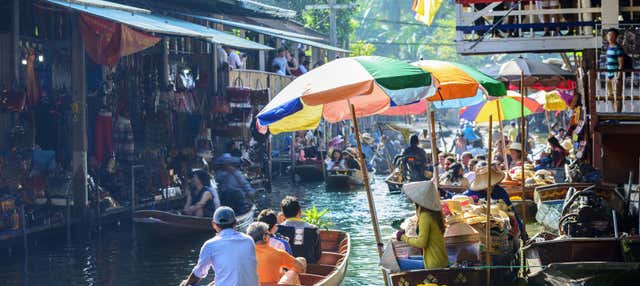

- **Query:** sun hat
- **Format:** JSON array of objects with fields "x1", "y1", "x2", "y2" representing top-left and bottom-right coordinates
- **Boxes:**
[
  {"x1": 508, "y1": 142, "x2": 523, "y2": 152},
  {"x1": 469, "y1": 166, "x2": 506, "y2": 191},
  {"x1": 361, "y1": 133, "x2": 375, "y2": 144},
  {"x1": 213, "y1": 206, "x2": 237, "y2": 225},
  {"x1": 402, "y1": 181, "x2": 441, "y2": 212}
]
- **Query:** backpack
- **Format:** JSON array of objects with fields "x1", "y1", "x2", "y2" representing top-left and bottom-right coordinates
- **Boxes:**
[{"x1": 276, "y1": 225, "x2": 322, "y2": 263}]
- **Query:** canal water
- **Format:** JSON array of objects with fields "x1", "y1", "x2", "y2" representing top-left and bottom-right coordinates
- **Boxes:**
[{"x1": 1, "y1": 175, "x2": 413, "y2": 286}]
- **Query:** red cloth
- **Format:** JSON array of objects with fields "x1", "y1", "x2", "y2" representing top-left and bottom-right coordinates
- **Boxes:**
[{"x1": 79, "y1": 13, "x2": 161, "y2": 67}]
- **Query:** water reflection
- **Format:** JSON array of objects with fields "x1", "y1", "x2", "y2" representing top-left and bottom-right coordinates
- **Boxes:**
[{"x1": 0, "y1": 175, "x2": 410, "y2": 286}]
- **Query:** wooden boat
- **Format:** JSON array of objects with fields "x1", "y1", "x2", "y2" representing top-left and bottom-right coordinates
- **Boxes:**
[
  {"x1": 524, "y1": 236, "x2": 640, "y2": 286},
  {"x1": 132, "y1": 205, "x2": 256, "y2": 239},
  {"x1": 385, "y1": 178, "x2": 403, "y2": 194},
  {"x1": 383, "y1": 252, "x2": 518, "y2": 286},
  {"x1": 294, "y1": 162, "x2": 325, "y2": 182},
  {"x1": 325, "y1": 169, "x2": 371, "y2": 191},
  {"x1": 533, "y1": 183, "x2": 620, "y2": 231},
  {"x1": 282, "y1": 230, "x2": 350, "y2": 286}
]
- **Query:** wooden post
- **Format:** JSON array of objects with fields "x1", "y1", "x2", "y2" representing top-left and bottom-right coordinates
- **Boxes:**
[
  {"x1": 71, "y1": 13, "x2": 88, "y2": 216},
  {"x1": 12, "y1": 0, "x2": 19, "y2": 83},
  {"x1": 213, "y1": 43, "x2": 219, "y2": 94},
  {"x1": 545, "y1": 110, "x2": 552, "y2": 135},
  {"x1": 485, "y1": 115, "x2": 493, "y2": 286},
  {"x1": 520, "y1": 72, "x2": 528, "y2": 233},
  {"x1": 349, "y1": 104, "x2": 384, "y2": 257},
  {"x1": 429, "y1": 111, "x2": 441, "y2": 188},
  {"x1": 496, "y1": 100, "x2": 509, "y2": 170},
  {"x1": 161, "y1": 37, "x2": 169, "y2": 88},
  {"x1": 258, "y1": 34, "x2": 266, "y2": 71}
]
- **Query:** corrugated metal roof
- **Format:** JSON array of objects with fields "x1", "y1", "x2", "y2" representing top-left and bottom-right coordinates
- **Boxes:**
[
  {"x1": 46, "y1": 0, "x2": 273, "y2": 50},
  {"x1": 186, "y1": 14, "x2": 350, "y2": 53}
]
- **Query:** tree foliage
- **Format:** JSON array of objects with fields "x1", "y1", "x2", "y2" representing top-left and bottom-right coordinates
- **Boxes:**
[{"x1": 350, "y1": 41, "x2": 376, "y2": 56}]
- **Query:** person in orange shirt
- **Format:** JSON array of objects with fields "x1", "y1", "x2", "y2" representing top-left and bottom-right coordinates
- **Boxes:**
[{"x1": 247, "y1": 222, "x2": 306, "y2": 285}]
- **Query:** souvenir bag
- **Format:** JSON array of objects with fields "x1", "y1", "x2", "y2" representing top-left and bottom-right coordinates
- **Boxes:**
[
  {"x1": 250, "y1": 79, "x2": 270, "y2": 106},
  {"x1": 623, "y1": 28, "x2": 640, "y2": 56},
  {"x1": 226, "y1": 77, "x2": 251, "y2": 103}
]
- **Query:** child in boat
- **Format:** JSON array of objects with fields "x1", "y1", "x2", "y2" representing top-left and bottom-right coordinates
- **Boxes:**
[{"x1": 394, "y1": 181, "x2": 449, "y2": 270}]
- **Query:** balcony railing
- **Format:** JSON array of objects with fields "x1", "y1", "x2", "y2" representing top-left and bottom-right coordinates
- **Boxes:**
[
  {"x1": 454, "y1": 2, "x2": 640, "y2": 54},
  {"x1": 228, "y1": 69, "x2": 293, "y2": 98}
]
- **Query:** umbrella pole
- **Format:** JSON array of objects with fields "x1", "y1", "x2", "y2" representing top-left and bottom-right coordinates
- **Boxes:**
[
  {"x1": 349, "y1": 104, "x2": 383, "y2": 255},
  {"x1": 496, "y1": 101, "x2": 508, "y2": 170},
  {"x1": 520, "y1": 72, "x2": 528, "y2": 235},
  {"x1": 429, "y1": 110, "x2": 441, "y2": 189},
  {"x1": 486, "y1": 115, "x2": 493, "y2": 286},
  {"x1": 545, "y1": 110, "x2": 552, "y2": 135},
  {"x1": 349, "y1": 104, "x2": 389, "y2": 286}
]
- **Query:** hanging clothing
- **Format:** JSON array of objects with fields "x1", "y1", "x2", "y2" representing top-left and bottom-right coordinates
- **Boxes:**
[
  {"x1": 114, "y1": 116, "x2": 135, "y2": 163},
  {"x1": 95, "y1": 112, "x2": 113, "y2": 165},
  {"x1": 26, "y1": 50, "x2": 42, "y2": 107}
]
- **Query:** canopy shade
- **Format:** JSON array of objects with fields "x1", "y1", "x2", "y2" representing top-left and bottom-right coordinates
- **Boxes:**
[
  {"x1": 186, "y1": 13, "x2": 350, "y2": 53},
  {"x1": 257, "y1": 56, "x2": 432, "y2": 134},
  {"x1": 413, "y1": 60, "x2": 506, "y2": 101},
  {"x1": 47, "y1": 0, "x2": 272, "y2": 50},
  {"x1": 459, "y1": 95, "x2": 542, "y2": 123}
]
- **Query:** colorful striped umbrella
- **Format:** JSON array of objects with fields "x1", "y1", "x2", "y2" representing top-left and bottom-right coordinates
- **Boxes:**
[
  {"x1": 413, "y1": 60, "x2": 507, "y2": 102},
  {"x1": 459, "y1": 94, "x2": 542, "y2": 123},
  {"x1": 257, "y1": 56, "x2": 432, "y2": 134}
]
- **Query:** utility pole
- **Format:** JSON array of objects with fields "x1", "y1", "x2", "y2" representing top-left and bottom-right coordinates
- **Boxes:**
[{"x1": 305, "y1": 1, "x2": 356, "y2": 59}]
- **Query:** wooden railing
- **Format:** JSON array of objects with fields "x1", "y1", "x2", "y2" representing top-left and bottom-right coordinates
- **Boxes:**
[
  {"x1": 592, "y1": 69, "x2": 640, "y2": 114},
  {"x1": 229, "y1": 69, "x2": 293, "y2": 99}
]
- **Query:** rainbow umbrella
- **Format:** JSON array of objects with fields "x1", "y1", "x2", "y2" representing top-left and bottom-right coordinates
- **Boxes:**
[
  {"x1": 414, "y1": 60, "x2": 507, "y2": 102},
  {"x1": 381, "y1": 60, "x2": 506, "y2": 114},
  {"x1": 459, "y1": 94, "x2": 542, "y2": 123},
  {"x1": 257, "y1": 56, "x2": 431, "y2": 134}
]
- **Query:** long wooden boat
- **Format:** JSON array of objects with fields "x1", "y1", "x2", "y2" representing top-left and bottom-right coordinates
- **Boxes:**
[
  {"x1": 533, "y1": 183, "x2": 620, "y2": 231},
  {"x1": 294, "y1": 162, "x2": 325, "y2": 182},
  {"x1": 280, "y1": 230, "x2": 350, "y2": 286},
  {"x1": 524, "y1": 236, "x2": 640, "y2": 286},
  {"x1": 132, "y1": 205, "x2": 256, "y2": 239},
  {"x1": 383, "y1": 252, "x2": 518, "y2": 286},
  {"x1": 325, "y1": 169, "x2": 371, "y2": 191},
  {"x1": 385, "y1": 176, "x2": 403, "y2": 194}
]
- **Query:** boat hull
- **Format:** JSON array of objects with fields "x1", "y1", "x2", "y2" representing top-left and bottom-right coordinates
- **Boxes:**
[
  {"x1": 325, "y1": 170, "x2": 371, "y2": 191},
  {"x1": 385, "y1": 179, "x2": 402, "y2": 194},
  {"x1": 524, "y1": 237, "x2": 640, "y2": 286},
  {"x1": 133, "y1": 205, "x2": 256, "y2": 240},
  {"x1": 294, "y1": 164, "x2": 325, "y2": 182}
]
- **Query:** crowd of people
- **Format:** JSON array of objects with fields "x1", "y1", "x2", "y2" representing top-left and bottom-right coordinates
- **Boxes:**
[{"x1": 180, "y1": 196, "x2": 322, "y2": 286}]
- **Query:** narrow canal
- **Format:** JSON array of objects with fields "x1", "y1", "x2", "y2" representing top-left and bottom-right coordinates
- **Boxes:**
[{"x1": 1, "y1": 175, "x2": 412, "y2": 286}]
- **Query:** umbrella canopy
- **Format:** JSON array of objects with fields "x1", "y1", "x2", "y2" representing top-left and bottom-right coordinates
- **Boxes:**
[
  {"x1": 257, "y1": 56, "x2": 432, "y2": 134},
  {"x1": 529, "y1": 90, "x2": 568, "y2": 111},
  {"x1": 380, "y1": 99, "x2": 428, "y2": 116},
  {"x1": 499, "y1": 58, "x2": 575, "y2": 88},
  {"x1": 459, "y1": 95, "x2": 542, "y2": 123},
  {"x1": 414, "y1": 60, "x2": 507, "y2": 101}
]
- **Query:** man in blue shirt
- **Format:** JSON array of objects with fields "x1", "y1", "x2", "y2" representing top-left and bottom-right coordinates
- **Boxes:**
[
  {"x1": 180, "y1": 207, "x2": 259, "y2": 286},
  {"x1": 606, "y1": 28, "x2": 625, "y2": 113}
]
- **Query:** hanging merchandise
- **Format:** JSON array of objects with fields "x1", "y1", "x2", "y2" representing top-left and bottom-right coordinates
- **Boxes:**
[
  {"x1": 249, "y1": 79, "x2": 270, "y2": 106},
  {"x1": 78, "y1": 13, "x2": 160, "y2": 67},
  {"x1": 25, "y1": 48, "x2": 42, "y2": 107},
  {"x1": 211, "y1": 96, "x2": 231, "y2": 114},
  {"x1": 226, "y1": 77, "x2": 251, "y2": 103},
  {"x1": 114, "y1": 114, "x2": 135, "y2": 163},
  {"x1": 195, "y1": 128, "x2": 214, "y2": 159},
  {"x1": 623, "y1": 27, "x2": 640, "y2": 56}
]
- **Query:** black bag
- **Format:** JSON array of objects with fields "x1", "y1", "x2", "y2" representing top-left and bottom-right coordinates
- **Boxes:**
[{"x1": 276, "y1": 225, "x2": 322, "y2": 263}]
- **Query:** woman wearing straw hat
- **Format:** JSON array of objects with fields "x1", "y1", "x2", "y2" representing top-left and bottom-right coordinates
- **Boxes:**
[
  {"x1": 462, "y1": 165, "x2": 524, "y2": 236},
  {"x1": 394, "y1": 181, "x2": 448, "y2": 270}
]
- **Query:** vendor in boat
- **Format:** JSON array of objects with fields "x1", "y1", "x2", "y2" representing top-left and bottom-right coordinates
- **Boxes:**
[
  {"x1": 547, "y1": 136, "x2": 567, "y2": 168},
  {"x1": 182, "y1": 169, "x2": 221, "y2": 217},
  {"x1": 462, "y1": 166, "x2": 524, "y2": 237},
  {"x1": 342, "y1": 148, "x2": 361, "y2": 170},
  {"x1": 394, "y1": 181, "x2": 448, "y2": 270},
  {"x1": 508, "y1": 142, "x2": 525, "y2": 167},
  {"x1": 214, "y1": 153, "x2": 255, "y2": 215},
  {"x1": 325, "y1": 149, "x2": 345, "y2": 171},
  {"x1": 401, "y1": 135, "x2": 428, "y2": 181}
]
